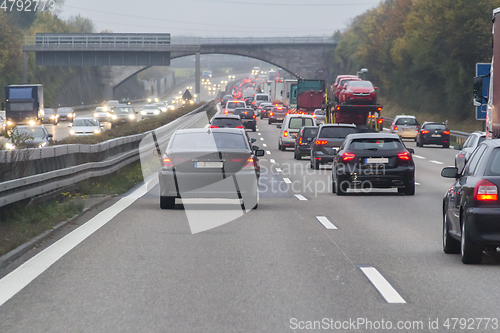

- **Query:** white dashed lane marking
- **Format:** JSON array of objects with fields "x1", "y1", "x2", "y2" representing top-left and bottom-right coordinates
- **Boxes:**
[
  {"x1": 430, "y1": 160, "x2": 444, "y2": 165},
  {"x1": 270, "y1": 159, "x2": 276, "y2": 164},
  {"x1": 316, "y1": 216, "x2": 337, "y2": 230},
  {"x1": 359, "y1": 266, "x2": 406, "y2": 304},
  {"x1": 413, "y1": 155, "x2": 426, "y2": 159},
  {"x1": 266, "y1": 151, "x2": 271, "y2": 155},
  {"x1": 275, "y1": 168, "x2": 282, "y2": 173},
  {"x1": 260, "y1": 138, "x2": 264, "y2": 141},
  {"x1": 294, "y1": 194, "x2": 308, "y2": 201},
  {"x1": 263, "y1": 144, "x2": 267, "y2": 147},
  {"x1": 283, "y1": 178, "x2": 292, "y2": 184}
]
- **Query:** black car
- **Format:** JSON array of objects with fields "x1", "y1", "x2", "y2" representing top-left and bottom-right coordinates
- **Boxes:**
[
  {"x1": 332, "y1": 133, "x2": 415, "y2": 195},
  {"x1": 158, "y1": 128, "x2": 265, "y2": 209},
  {"x1": 259, "y1": 104, "x2": 273, "y2": 119},
  {"x1": 310, "y1": 124, "x2": 357, "y2": 169},
  {"x1": 268, "y1": 106, "x2": 287, "y2": 124},
  {"x1": 294, "y1": 126, "x2": 318, "y2": 160},
  {"x1": 110, "y1": 104, "x2": 137, "y2": 125},
  {"x1": 4, "y1": 125, "x2": 53, "y2": 149},
  {"x1": 441, "y1": 139, "x2": 500, "y2": 264},
  {"x1": 57, "y1": 107, "x2": 75, "y2": 122},
  {"x1": 41, "y1": 108, "x2": 59, "y2": 125},
  {"x1": 220, "y1": 95, "x2": 233, "y2": 108},
  {"x1": 234, "y1": 108, "x2": 257, "y2": 131},
  {"x1": 416, "y1": 122, "x2": 450, "y2": 148},
  {"x1": 210, "y1": 115, "x2": 245, "y2": 129}
]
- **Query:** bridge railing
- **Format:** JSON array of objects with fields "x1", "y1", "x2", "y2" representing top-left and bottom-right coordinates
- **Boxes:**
[{"x1": 170, "y1": 36, "x2": 336, "y2": 45}]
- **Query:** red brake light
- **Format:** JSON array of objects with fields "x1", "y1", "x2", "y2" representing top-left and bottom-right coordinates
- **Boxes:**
[
  {"x1": 269, "y1": 112, "x2": 274, "y2": 116},
  {"x1": 243, "y1": 158, "x2": 255, "y2": 170},
  {"x1": 474, "y1": 179, "x2": 498, "y2": 201},
  {"x1": 313, "y1": 115, "x2": 316, "y2": 118},
  {"x1": 236, "y1": 126, "x2": 245, "y2": 129},
  {"x1": 209, "y1": 125, "x2": 218, "y2": 128},
  {"x1": 315, "y1": 140, "x2": 328, "y2": 145},
  {"x1": 284, "y1": 131, "x2": 288, "y2": 137},
  {"x1": 162, "y1": 156, "x2": 173, "y2": 168},
  {"x1": 443, "y1": 130, "x2": 450, "y2": 135},
  {"x1": 378, "y1": 119, "x2": 383, "y2": 124},
  {"x1": 397, "y1": 151, "x2": 410, "y2": 160},
  {"x1": 299, "y1": 137, "x2": 303, "y2": 145},
  {"x1": 394, "y1": 126, "x2": 398, "y2": 131},
  {"x1": 341, "y1": 152, "x2": 356, "y2": 161},
  {"x1": 421, "y1": 130, "x2": 429, "y2": 134},
  {"x1": 377, "y1": 107, "x2": 382, "y2": 111}
]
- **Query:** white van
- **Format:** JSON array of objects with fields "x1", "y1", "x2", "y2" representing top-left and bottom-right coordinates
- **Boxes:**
[
  {"x1": 224, "y1": 100, "x2": 246, "y2": 115},
  {"x1": 252, "y1": 94, "x2": 271, "y2": 109},
  {"x1": 277, "y1": 114, "x2": 317, "y2": 151}
]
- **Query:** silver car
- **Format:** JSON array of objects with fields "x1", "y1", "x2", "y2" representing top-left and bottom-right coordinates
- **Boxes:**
[
  {"x1": 313, "y1": 109, "x2": 326, "y2": 124},
  {"x1": 390, "y1": 115, "x2": 420, "y2": 140},
  {"x1": 454, "y1": 131, "x2": 486, "y2": 171}
]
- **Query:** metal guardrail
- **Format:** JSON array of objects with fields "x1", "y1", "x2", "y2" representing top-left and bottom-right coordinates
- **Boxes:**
[
  {"x1": 170, "y1": 36, "x2": 337, "y2": 45},
  {"x1": 0, "y1": 103, "x2": 214, "y2": 208},
  {"x1": 382, "y1": 117, "x2": 471, "y2": 146}
]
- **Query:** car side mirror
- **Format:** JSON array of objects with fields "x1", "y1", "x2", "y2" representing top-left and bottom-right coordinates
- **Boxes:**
[
  {"x1": 276, "y1": 124, "x2": 282, "y2": 129},
  {"x1": 454, "y1": 144, "x2": 462, "y2": 150},
  {"x1": 407, "y1": 148, "x2": 414, "y2": 154},
  {"x1": 441, "y1": 167, "x2": 459, "y2": 179},
  {"x1": 255, "y1": 149, "x2": 265, "y2": 157},
  {"x1": 252, "y1": 145, "x2": 259, "y2": 151},
  {"x1": 48, "y1": 134, "x2": 53, "y2": 139},
  {"x1": 100, "y1": 124, "x2": 104, "y2": 128},
  {"x1": 251, "y1": 138, "x2": 257, "y2": 143}
]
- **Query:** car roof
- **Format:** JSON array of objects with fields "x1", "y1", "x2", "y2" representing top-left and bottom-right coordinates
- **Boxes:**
[
  {"x1": 16, "y1": 125, "x2": 46, "y2": 129},
  {"x1": 74, "y1": 117, "x2": 98, "y2": 121},
  {"x1": 346, "y1": 133, "x2": 400, "y2": 140},
  {"x1": 394, "y1": 115, "x2": 416, "y2": 119},
  {"x1": 319, "y1": 123, "x2": 356, "y2": 128},
  {"x1": 175, "y1": 128, "x2": 245, "y2": 134},
  {"x1": 115, "y1": 104, "x2": 131, "y2": 107},
  {"x1": 286, "y1": 114, "x2": 314, "y2": 118}
]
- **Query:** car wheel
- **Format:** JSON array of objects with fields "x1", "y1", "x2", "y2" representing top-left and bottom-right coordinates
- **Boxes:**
[
  {"x1": 443, "y1": 212, "x2": 460, "y2": 254},
  {"x1": 268, "y1": 119, "x2": 272, "y2": 125},
  {"x1": 278, "y1": 141, "x2": 282, "y2": 150},
  {"x1": 252, "y1": 126, "x2": 256, "y2": 132},
  {"x1": 331, "y1": 177, "x2": 336, "y2": 193},
  {"x1": 296, "y1": 150, "x2": 302, "y2": 160},
  {"x1": 260, "y1": 115, "x2": 263, "y2": 119},
  {"x1": 443, "y1": 143, "x2": 449, "y2": 149},
  {"x1": 293, "y1": 150, "x2": 298, "y2": 160},
  {"x1": 404, "y1": 182, "x2": 415, "y2": 195},
  {"x1": 461, "y1": 214, "x2": 483, "y2": 264},
  {"x1": 160, "y1": 196, "x2": 175, "y2": 209},
  {"x1": 336, "y1": 177, "x2": 347, "y2": 196},
  {"x1": 280, "y1": 142, "x2": 286, "y2": 151}
]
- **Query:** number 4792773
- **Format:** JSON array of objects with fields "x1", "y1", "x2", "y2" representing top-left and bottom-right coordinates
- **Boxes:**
[{"x1": 1, "y1": 0, "x2": 56, "y2": 12}]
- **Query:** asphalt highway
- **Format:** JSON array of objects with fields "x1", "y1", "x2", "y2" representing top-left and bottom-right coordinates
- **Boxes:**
[{"x1": 1, "y1": 111, "x2": 500, "y2": 332}]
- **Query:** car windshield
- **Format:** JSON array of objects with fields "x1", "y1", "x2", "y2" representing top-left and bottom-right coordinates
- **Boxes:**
[
  {"x1": 44, "y1": 109, "x2": 55, "y2": 115},
  {"x1": 73, "y1": 119, "x2": 98, "y2": 127},
  {"x1": 58, "y1": 108, "x2": 73, "y2": 113},
  {"x1": 348, "y1": 81, "x2": 373, "y2": 88},
  {"x1": 171, "y1": 132, "x2": 248, "y2": 150},
  {"x1": 95, "y1": 108, "x2": 107, "y2": 112},
  {"x1": 349, "y1": 138, "x2": 403, "y2": 150},
  {"x1": 340, "y1": 79, "x2": 359, "y2": 86},
  {"x1": 227, "y1": 102, "x2": 245, "y2": 109},
  {"x1": 478, "y1": 136, "x2": 486, "y2": 145},
  {"x1": 8, "y1": 102, "x2": 34, "y2": 111},
  {"x1": 396, "y1": 118, "x2": 418, "y2": 125},
  {"x1": 144, "y1": 106, "x2": 157, "y2": 110},
  {"x1": 14, "y1": 127, "x2": 45, "y2": 138},
  {"x1": 425, "y1": 124, "x2": 446, "y2": 130},
  {"x1": 289, "y1": 118, "x2": 314, "y2": 129},
  {"x1": 319, "y1": 127, "x2": 357, "y2": 138},
  {"x1": 487, "y1": 148, "x2": 500, "y2": 175},
  {"x1": 114, "y1": 107, "x2": 133, "y2": 113},
  {"x1": 314, "y1": 110, "x2": 325, "y2": 115}
]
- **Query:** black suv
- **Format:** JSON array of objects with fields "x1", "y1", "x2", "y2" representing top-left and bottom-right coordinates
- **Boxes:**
[
  {"x1": 234, "y1": 108, "x2": 257, "y2": 131},
  {"x1": 416, "y1": 122, "x2": 450, "y2": 148},
  {"x1": 310, "y1": 124, "x2": 357, "y2": 169},
  {"x1": 294, "y1": 126, "x2": 319, "y2": 160},
  {"x1": 210, "y1": 115, "x2": 245, "y2": 129}
]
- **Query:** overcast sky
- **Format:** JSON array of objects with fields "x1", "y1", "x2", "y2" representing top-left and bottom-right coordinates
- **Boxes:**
[{"x1": 59, "y1": 0, "x2": 382, "y2": 37}]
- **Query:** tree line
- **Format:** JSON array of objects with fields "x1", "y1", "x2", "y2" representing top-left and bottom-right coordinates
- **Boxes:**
[{"x1": 331, "y1": 0, "x2": 498, "y2": 120}]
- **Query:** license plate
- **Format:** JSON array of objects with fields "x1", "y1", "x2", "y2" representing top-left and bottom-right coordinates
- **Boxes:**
[
  {"x1": 403, "y1": 128, "x2": 411, "y2": 131},
  {"x1": 431, "y1": 134, "x2": 441, "y2": 137},
  {"x1": 194, "y1": 161, "x2": 223, "y2": 168},
  {"x1": 277, "y1": 118, "x2": 283, "y2": 121},
  {"x1": 365, "y1": 158, "x2": 389, "y2": 164}
]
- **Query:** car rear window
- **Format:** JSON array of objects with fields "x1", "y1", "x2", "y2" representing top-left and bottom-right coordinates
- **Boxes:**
[
  {"x1": 227, "y1": 102, "x2": 245, "y2": 109},
  {"x1": 395, "y1": 118, "x2": 418, "y2": 126},
  {"x1": 234, "y1": 109, "x2": 254, "y2": 117},
  {"x1": 303, "y1": 128, "x2": 319, "y2": 138},
  {"x1": 319, "y1": 127, "x2": 357, "y2": 138},
  {"x1": 288, "y1": 117, "x2": 314, "y2": 129},
  {"x1": 349, "y1": 138, "x2": 403, "y2": 150},
  {"x1": 425, "y1": 124, "x2": 446, "y2": 130},
  {"x1": 212, "y1": 118, "x2": 242, "y2": 127},
  {"x1": 486, "y1": 148, "x2": 500, "y2": 175},
  {"x1": 256, "y1": 95, "x2": 268, "y2": 101},
  {"x1": 171, "y1": 132, "x2": 248, "y2": 150}
]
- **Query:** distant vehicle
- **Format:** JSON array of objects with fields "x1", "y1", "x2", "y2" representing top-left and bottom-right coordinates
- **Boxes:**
[
  {"x1": 110, "y1": 104, "x2": 137, "y2": 125},
  {"x1": 220, "y1": 95, "x2": 233, "y2": 107},
  {"x1": 390, "y1": 115, "x2": 420, "y2": 141},
  {"x1": 158, "y1": 128, "x2": 264, "y2": 209},
  {"x1": 310, "y1": 124, "x2": 357, "y2": 169},
  {"x1": 224, "y1": 101, "x2": 246, "y2": 115},
  {"x1": 251, "y1": 94, "x2": 270, "y2": 109},
  {"x1": 154, "y1": 102, "x2": 167, "y2": 113},
  {"x1": 277, "y1": 114, "x2": 316, "y2": 151},
  {"x1": 41, "y1": 108, "x2": 59, "y2": 125},
  {"x1": 294, "y1": 126, "x2": 319, "y2": 160},
  {"x1": 69, "y1": 117, "x2": 103, "y2": 136},
  {"x1": 339, "y1": 80, "x2": 378, "y2": 105},
  {"x1": 93, "y1": 107, "x2": 112, "y2": 122},
  {"x1": 332, "y1": 133, "x2": 415, "y2": 195},
  {"x1": 333, "y1": 75, "x2": 360, "y2": 102},
  {"x1": 105, "y1": 100, "x2": 121, "y2": 108},
  {"x1": 416, "y1": 122, "x2": 450, "y2": 148},
  {"x1": 210, "y1": 115, "x2": 245, "y2": 129},
  {"x1": 4, "y1": 84, "x2": 44, "y2": 128},
  {"x1": 268, "y1": 106, "x2": 287, "y2": 124},
  {"x1": 234, "y1": 108, "x2": 257, "y2": 131},
  {"x1": 147, "y1": 96, "x2": 159, "y2": 104},
  {"x1": 141, "y1": 105, "x2": 161, "y2": 119},
  {"x1": 258, "y1": 103, "x2": 273, "y2": 119},
  {"x1": 313, "y1": 109, "x2": 325, "y2": 123},
  {"x1": 57, "y1": 107, "x2": 75, "y2": 122},
  {"x1": 441, "y1": 139, "x2": 500, "y2": 264},
  {"x1": 4, "y1": 125, "x2": 53, "y2": 149},
  {"x1": 202, "y1": 70, "x2": 212, "y2": 78},
  {"x1": 454, "y1": 131, "x2": 487, "y2": 171}
]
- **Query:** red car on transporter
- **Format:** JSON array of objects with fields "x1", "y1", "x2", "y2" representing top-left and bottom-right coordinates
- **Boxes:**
[{"x1": 339, "y1": 80, "x2": 378, "y2": 105}]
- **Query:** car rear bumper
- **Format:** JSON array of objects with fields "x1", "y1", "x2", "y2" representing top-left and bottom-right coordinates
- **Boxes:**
[
  {"x1": 336, "y1": 168, "x2": 415, "y2": 188},
  {"x1": 465, "y1": 207, "x2": 500, "y2": 245},
  {"x1": 344, "y1": 95, "x2": 376, "y2": 104},
  {"x1": 421, "y1": 136, "x2": 449, "y2": 144},
  {"x1": 397, "y1": 131, "x2": 418, "y2": 139}
]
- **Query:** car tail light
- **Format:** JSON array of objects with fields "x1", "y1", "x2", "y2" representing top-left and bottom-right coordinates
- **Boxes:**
[
  {"x1": 341, "y1": 152, "x2": 356, "y2": 161},
  {"x1": 378, "y1": 119, "x2": 383, "y2": 124},
  {"x1": 209, "y1": 125, "x2": 218, "y2": 128},
  {"x1": 284, "y1": 131, "x2": 288, "y2": 137},
  {"x1": 299, "y1": 137, "x2": 303, "y2": 145},
  {"x1": 394, "y1": 126, "x2": 398, "y2": 131},
  {"x1": 253, "y1": 115, "x2": 256, "y2": 119},
  {"x1": 244, "y1": 111, "x2": 248, "y2": 115},
  {"x1": 243, "y1": 158, "x2": 255, "y2": 170},
  {"x1": 162, "y1": 156, "x2": 173, "y2": 168},
  {"x1": 377, "y1": 107, "x2": 382, "y2": 111},
  {"x1": 421, "y1": 130, "x2": 429, "y2": 134},
  {"x1": 315, "y1": 140, "x2": 328, "y2": 145},
  {"x1": 269, "y1": 112, "x2": 274, "y2": 116},
  {"x1": 397, "y1": 151, "x2": 410, "y2": 160},
  {"x1": 224, "y1": 110, "x2": 228, "y2": 115},
  {"x1": 474, "y1": 179, "x2": 498, "y2": 201},
  {"x1": 236, "y1": 126, "x2": 245, "y2": 129},
  {"x1": 443, "y1": 130, "x2": 450, "y2": 135},
  {"x1": 313, "y1": 115, "x2": 316, "y2": 118}
]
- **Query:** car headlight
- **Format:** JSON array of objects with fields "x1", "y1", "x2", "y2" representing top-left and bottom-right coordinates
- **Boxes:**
[
  {"x1": 39, "y1": 142, "x2": 47, "y2": 148},
  {"x1": 69, "y1": 129, "x2": 75, "y2": 135},
  {"x1": 141, "y1": 111, "x2": 147, "y2": 115},
  {"x1": 50, "y1": 115, "x2": 56, "y2": 119},
  {"x1": 129, "y1": 114, "x2": 135, "y2": 119},
  {"x1": 370, "y1": 89, "x2": 376, "y2": 93},
  {"x1": 190, "y1": 100, "x2": 194, "y2": 104},
  {"x1": 28, "y1": 120, "x2": 36, "y2": 126},
  {"x1": 94, "y1": 129, "x2": 101, "y2": 134},
  {"x1": 154, "y1": 110, "x2": 160, "y2": 115},
  {"x1": 68, "y1": 113, "x2": 74, "y2": 118},
  {"x1": 155, "y1": 98, "x2": 159, "y2": 103},
  {"x1": 5, "y1": 143, "x2": 15, "y2": 150},
  {"x1": 346, "y1": 89, "x2": 353, "y2": 93},
  {"x1": 6, "y1": 120, "x2": 13, "y2": 126},
  {"x1": 94, "y1": 113, "x2": 99, "y2": 117},
  {"x1": 111, "y1": 115, "x2": 117, "y2": 119},
  {"x1": 147, "y1": 98, "x2": 152, "y2": 103}
]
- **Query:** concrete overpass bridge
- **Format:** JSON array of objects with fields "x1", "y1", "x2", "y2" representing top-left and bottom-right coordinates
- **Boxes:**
[{"x1": 23, "y1": 34, "x2": 337, "y2": 99}]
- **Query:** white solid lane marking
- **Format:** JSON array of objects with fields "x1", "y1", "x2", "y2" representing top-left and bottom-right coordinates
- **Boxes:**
[
  {"x1": 360, "y1": 266, "x2": 406, "y2": 304},
  {"x1": 270, "y1": 159, "x2": 276, "y2": 164},
  {"x1": 266, "y1": 151, "x2": 271, "y2": 155},
  {"x1": 260, "y1": 138, "x2": 264, "y2": 141},
  {"x1": 294, "y1": 194, "x2": 307, "y2": 201},
  {"x1": 316, "y1": 216, "x2": 337, "y2": 230},
  {"x1": 430, "y1": 160, "x2": 444, "y2": 165},
  {"x1": 275, "y1": 168, "x2": 282, "y2": 173},
  {"x1": 413, "y1": 155, "x2": 426, "y2": 159},
  {"x1": 283, "y1": 178, "x2": 292, "y2": 184},
  {"x1": 0, "y1": 176, "x2": 156, "y2": 308}
]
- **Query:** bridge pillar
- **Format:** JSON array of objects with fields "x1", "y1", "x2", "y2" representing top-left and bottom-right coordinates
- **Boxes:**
[
  {"x1": 102, "y1": 82, "x2": 114, "y2": 101},
  {"x1": 195, "y1": 52, "x2": 200, "y2": 102},
  {"x1": 23, "y1": 52, "x2": 28, "y2": 84}
]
